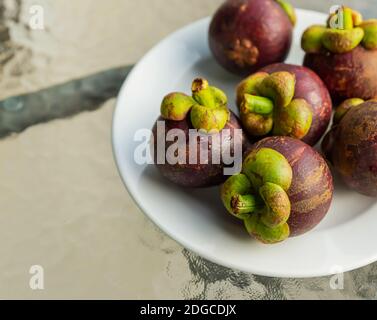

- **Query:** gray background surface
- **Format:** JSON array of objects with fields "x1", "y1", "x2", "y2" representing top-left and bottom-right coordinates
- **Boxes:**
[{"x1": 0, "y1": 0, "x2": 376, "y2": 299}]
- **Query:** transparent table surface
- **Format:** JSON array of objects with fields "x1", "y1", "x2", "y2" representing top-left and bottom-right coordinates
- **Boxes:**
[{"x1": 0, "y1": 0, "x2": 376, "y2": 299}]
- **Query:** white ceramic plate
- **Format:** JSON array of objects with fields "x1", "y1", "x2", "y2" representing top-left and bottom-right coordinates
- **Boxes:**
[{"x1": 112, "y1": 9, "x2": 377, "y2": 278}]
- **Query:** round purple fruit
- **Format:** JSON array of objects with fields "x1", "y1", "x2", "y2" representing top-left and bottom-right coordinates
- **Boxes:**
[
  {"x1": 322, "y1": 99, "x2": 377, "y2": 197},
  {"x1": 236, "y1": 63, "x2": 332, "y2": 146},
  {"x1": 209, "y1": 0, "x2": 296, "y2": 76},
  {"x1": 303, "y1": 6, "x2": 377, "y2": 102},
  {"x1": 221, "y1": 136, "x2": 333, "y2": 243},
  {"x1": 152, "y1": 78, "x2": 246, "y2": 188}
]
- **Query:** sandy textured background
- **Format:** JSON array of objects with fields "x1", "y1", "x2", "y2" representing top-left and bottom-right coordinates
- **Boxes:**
[{"x1": 0, "y1": 0, "x2": 377, "y2": 299}]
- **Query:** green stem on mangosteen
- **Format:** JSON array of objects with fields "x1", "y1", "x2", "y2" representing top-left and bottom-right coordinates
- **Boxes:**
[
  {"x1": 302, "y1": 7, "x2": 377, "y2": 53},
  {"x1": 242, "y1": 94, "x2": 274, "y2": 115},
  {"x1": 230, "y1": 194, "x2": 264, "y2": 215},
  {"x1": 191, "y1": 78, "x2": 228, "y2": 109},
  {"x1": 190, "y1": 78, "x2": 230, "y2": 132},
  {"x1": 236, "y1": 72, "x2": 269, "y2": 108},
  {"x1": 160, "y1": 78, "x2": 230, "y2": 132},
  {"x1": 192, "y1": 78, "x2": 215, "y2": 108},
  {"x1": 342, "y1": 7, "x2": 354, "y2": 30},
  {"x1": 221, "y1": 148, "x2": 293, "y2": 244},
  {"x1": 237, "y1": 72, "x2": 313, "y2": 140}
]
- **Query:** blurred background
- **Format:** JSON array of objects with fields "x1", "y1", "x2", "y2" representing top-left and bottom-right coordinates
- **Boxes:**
[{"x1": 0, "y1": 0, "x2": 376, "y2": 299}]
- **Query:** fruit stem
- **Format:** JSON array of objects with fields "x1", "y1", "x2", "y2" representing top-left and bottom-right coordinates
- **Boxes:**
[
  {"x1": 242, "y1": 94, "x2": 274, "y2": 115},
  {"x1": 343, "y1": 7, "x2": 354, "y2": 30},
  {"x1": 191, "y1": 78, "x2": 216, "y2": 108},
  {"x1": 230, "y1": 194, "x2": 263, "y2": 215}
]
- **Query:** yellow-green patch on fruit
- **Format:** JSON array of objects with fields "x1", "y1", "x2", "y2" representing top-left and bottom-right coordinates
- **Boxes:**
[
  {"x1": 236, "y1": 72, "x2": 269, "y2": 108},
  {"x1": 360, "y1": 19, "x2": 377, "y2": 50},
  {"x1": 242, "y1": 148, "x2": 293, "y2": 191},
  {"x1": 244, "y1": 214, "x2": 290, "y2": 244},
  {"x1": 322, "y1": 27, "x2": 364, "y2": 54},
  {"x1": 334, "y1": 98, "x2": 365, "y2": 124},
  {"x1": 259, "y1": 182, "x2": 291, "y2": 228},
  {"x1": 301, "y1": 25, "x2": 327, "y2": 53},
  {"x1": 273, "y1": 98, "x2": 313, "y2": 139},
  {"x1": 161, "y1": 93, "x2": 195, "y2": 121},
  {"x1": 258, "y1": 72, "x2": 296, "y2": 107}
]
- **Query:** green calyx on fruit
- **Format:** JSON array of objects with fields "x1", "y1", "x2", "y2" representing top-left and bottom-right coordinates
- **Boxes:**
[
  {"x1": 360, "y1": 19, "x2": 377, "y2": 50},
  {"x1": 259, "y1": 182, "x2": 291, "y2": 228},
  {"x1": 326, "y1": 6, "x2": 362, "y2": 30},
  {"x1": 322, "y1": 27, "x2": 364, "y2": 54},
  {"x1": 273, "y1": 99, "x2": 313, "y2": 139},
  {"x1": 161, "y1": 78, "x2": 230, "y2": 132},
  {"x1": 275, "y1": 0, "x2": 296, "y2": 26},
  {"x1": 242, "y1": 94, "x2": 274, "y2": 115},
  {"x1": 221, "y1": 148, "x2": 293, "y2": 244},
  {"x1": 258, "y1": 72, "x2": 295, "y2": 107},
  {"x1": 243, "y1": 148, "x2": 293, "y2": 191},
  {"x1": 333, "y1": 98, "x2": 365, "y2": 124},
  {"x1": 221, "y1": 174, "x2": 263, "y2": 220},
  {"x1": 237, "y1": 72, "x2": 313, "y2": 139},
  {"x1": 236, "y1": 72, "x2": 269, "y2": 107},
  {"x1": 161, "y1": 93, "x2": 196, "y2": 121},
  {"x1": 245, "y1": 214, "x2": 290, "y2": 244},
  {"x1": 301, "y1": 25, "x2": 327, "y2": 53},
  {"x1": 302, "y1": 7, "x2": 377, "y2": 53},
  {"x1": 191, "y1": 78, "x2": 227, "y2": 108}
]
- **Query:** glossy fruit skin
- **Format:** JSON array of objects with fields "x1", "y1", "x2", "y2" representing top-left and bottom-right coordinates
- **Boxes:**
[
  {"x1": 260, "y1": 63, "x2": 332, "y2": 146},
  {"x1": 248, "y1": 136, "x2": 333, "y2": 236},
  {"x1": 209, "y1": 0, "x2": 293, "y2": 76},
  {"x1": 152, "y1": 111, "x2": 247, "y2": 188},
  {"x1": 304, "y1": 46, "x2": 377, "y2": 102},
  {"x1": 323, "y1": 101, "x2": 377, "y2": 197}
]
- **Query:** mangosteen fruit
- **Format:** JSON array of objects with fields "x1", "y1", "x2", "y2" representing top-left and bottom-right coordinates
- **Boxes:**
[
  {"x1": 209, "y1": 0, "x2": 296, "y2": 76},
  {"x1": 236, "y1": 63, "x2": 332, "y2": 146},
  {"x1": 152, "y1": 78, "x2": 246, "y2": 188},
  {"x1": 302, "y1": 6, "x2": 377, "y2": 102},
  {"x1": 322, "y1": 99, "x2": 377, "y2": 197},
  {"x1": 221, "y1": 136, "x2": 334, "y2": 243}
]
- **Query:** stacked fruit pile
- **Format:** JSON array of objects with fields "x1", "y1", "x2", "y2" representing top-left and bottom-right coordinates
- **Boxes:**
[{"x1": 151, "y1": 1, "x2": 377, "y2": 244}]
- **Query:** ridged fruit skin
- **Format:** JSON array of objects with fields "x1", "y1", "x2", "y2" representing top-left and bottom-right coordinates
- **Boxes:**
[
  {"x1": 323, "y1": 101, "x2": 377, "y2": 197},
  {"x1": 260, "y1": 63, "x2": 332, "y2": 146},
  {"x1": 152, "y1": 111, "x2": 248, "y2": 188},
  {"x1": 304, "y1": 46, "x2": 377, "y2": 102},
  {"x1": 209, "y1": 0, "x2": 293, "y2": 76},
  {"x1": 248, "y1": 136, "x2": 334, "y2": 236}
]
